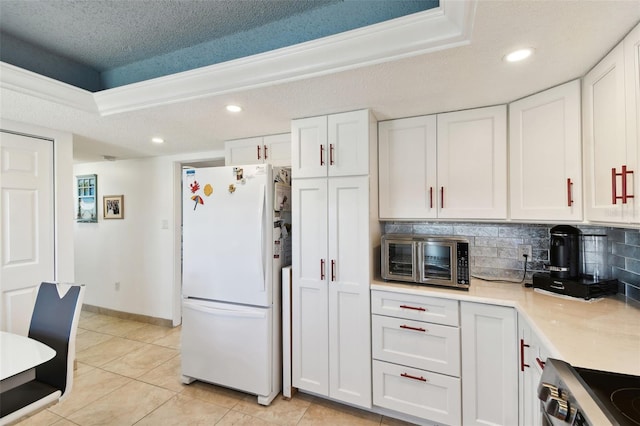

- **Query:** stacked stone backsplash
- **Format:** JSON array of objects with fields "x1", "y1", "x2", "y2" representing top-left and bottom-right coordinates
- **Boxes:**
[
  {"x1": 609, "y1": 228, "x2": 640, "y2": 301},
  {"x1": 383, "y1": 222, "x2": 640, "y2": 302}
]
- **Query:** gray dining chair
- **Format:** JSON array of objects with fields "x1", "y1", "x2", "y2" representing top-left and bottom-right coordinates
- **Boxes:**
[{"x1": 0, "y1": 282, "x2": 85, "y2": 425}]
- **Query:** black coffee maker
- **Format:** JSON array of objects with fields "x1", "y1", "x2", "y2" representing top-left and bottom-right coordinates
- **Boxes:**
[
  {"x1": 549, "y1": 225, "x2": 580, "y2": 279},
  {"x1": 532, "y1": 225, "x2": 618, "y2": 299}
]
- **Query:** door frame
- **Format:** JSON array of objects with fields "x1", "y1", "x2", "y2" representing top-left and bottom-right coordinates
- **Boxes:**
[{"x1": 171, "y1": 157, "x2": 225, "y2": 327}]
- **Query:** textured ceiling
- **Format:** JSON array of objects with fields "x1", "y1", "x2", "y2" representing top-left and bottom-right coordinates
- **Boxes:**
[
  {"x1": 1, "y1": 1, "x2": 639, "y2": 164},
  {"x1": 0, "y1": 0, "x2": 436, "y2": 90}
]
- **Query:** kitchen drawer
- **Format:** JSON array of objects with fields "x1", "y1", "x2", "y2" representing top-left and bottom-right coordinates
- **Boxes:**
[
  {"x1": 373, "y1": 360, "x2": 461, "y2": 425},
  {"x1": 371, "y1": 290, "x2": 459, "y2": 326},
  {"x1": 372, "y1": 314, "x2": 460, "y2": 376}
]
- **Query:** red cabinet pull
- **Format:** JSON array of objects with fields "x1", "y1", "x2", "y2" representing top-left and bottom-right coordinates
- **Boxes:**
[
  {"x1": 320, "y1": 259, "x2": 325, "y2": 280},
  {"x1": 536, "y1": 357, "x2": 546, "y2": 370},
  {"x1": 567, "y1": 178, "x2": 573, "y2": 207},
  {"x1": 612, "y1": 167, "x2": 618, "y2": 204},
  {"x1": 264, "y1": 145, "x2": 268, "y2": 159},
  {"x1": 429, "y1": 187, "x2": 433, "y2": 209},
  {"x1": 622, "y1": 165, "x2": 634, "y2": 204},
  {"x1": 520, "y1": 339, "x2": 530, "y2": 371},
  {"x1": 399, "y1": 304, "x2": 426, "y2": 312},
  {"x1": 612, "y1": 166, "x2": 634, "y2": 204},
  {"x1": 329, "y1": 143, "x2": 335, "y2": 165},
  {"x1": 401, "y1": 373, "x2": 427, "y2": 382},
  {"x1": 400, "y1": 324, "x2": 426, "y2": 332},
  {"x1": 320, "y1": 145, "x2": 325, "y2": 166},
  {"x1": 440, "y1": 187, "x2": 444, "y2": 208},
  {"x1": 257, "y1": 145, "x2": 261, "y2": 160},
  {"x1": 331, "y1": 260, "x2": 336, "y2": 281}
]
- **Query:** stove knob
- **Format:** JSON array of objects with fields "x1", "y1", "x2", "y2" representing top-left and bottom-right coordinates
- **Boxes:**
[
  {"x1": 537, "y1": 382, "x2": 559, "y2": 402},
  {"x1": 546, "y1": 396, "x2": 570, "y2": 421}
]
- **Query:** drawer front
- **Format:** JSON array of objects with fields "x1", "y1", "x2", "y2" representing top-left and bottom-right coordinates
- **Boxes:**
[
  {"x1": 372, "y1": 315, "x2": 460, "y2": 376},
  {"x1": 371, "y1": 290, "x2": 459, "y2": 326},
  {"x1": 373, "y1": 360, "x2": 461, "y2": 425}
]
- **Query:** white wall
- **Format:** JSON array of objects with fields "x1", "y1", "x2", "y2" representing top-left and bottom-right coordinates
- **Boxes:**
[{"x1": 74, "y1": 150, "x2": 223, "y2": 324}]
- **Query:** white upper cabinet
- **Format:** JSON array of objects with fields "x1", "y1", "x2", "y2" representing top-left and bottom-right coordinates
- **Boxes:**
[
  {"x1": 225, "y1": 133, "x2": 291, "y2": 166},
  {"x1": 263, "y1": 133, "x2": 292, "y2": 166},
  {"x1": 292, "y1": 110, "x2": 370, "y2": 178},
  {"x1": 378, "y1": 115, "x2": 437, "y2": 219},
  {"x1": 584, "y1": 23, "x2": 640, "y2": 224},
  {"x1": 625, "y1": 24, "x2": 640, "y2": 223},
  {"x1": 437, "y1": 105, "x2": 508, "y2": 219},
  {"x1": 509, "y1": 80, "x2": 582, "y2": 221},
  {"x1": 379, "y1": 106, "x2": 507, "y2": 220}
]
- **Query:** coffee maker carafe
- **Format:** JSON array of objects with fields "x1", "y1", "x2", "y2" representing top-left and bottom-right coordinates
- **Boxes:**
[{"x1": 549, "y1": 225, "x2": 580, "y2": 279}]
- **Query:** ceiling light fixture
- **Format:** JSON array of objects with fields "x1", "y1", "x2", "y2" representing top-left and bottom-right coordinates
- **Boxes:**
[
  {"x1": 504, "y1": 48, "x2": 534, "y2": 63},
  {"x1": 226, "y1": 105, "x2": 242, "y2": 113},
  {"x1": 151, "y1": 137, "x2": 164, "y2": 144}
]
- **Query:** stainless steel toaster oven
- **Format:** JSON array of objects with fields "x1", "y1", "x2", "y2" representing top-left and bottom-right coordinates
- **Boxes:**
[{"x1": 381, "y1": 234, "x2": 470, "y2": 289}]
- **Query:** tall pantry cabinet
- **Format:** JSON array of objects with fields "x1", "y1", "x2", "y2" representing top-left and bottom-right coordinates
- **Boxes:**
[{"x1": 291, "y1": 109, "x2": 379, "y2": 409}]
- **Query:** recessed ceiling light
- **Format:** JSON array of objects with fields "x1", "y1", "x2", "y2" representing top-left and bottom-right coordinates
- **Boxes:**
[
  {"x1": 226, "y1": 105, "x2": 242, "y2": 113},
  {"x1": 151, "y1": 137, "x2": 164, "y2": 144},
  {"x1": 504, "y1": 48, "x2": 534, "y2": 63}
]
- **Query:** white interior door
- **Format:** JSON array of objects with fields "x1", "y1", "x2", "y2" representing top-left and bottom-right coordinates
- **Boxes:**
[{"x1": 0, "y1": 132, "x2": 54, "y2": 334}]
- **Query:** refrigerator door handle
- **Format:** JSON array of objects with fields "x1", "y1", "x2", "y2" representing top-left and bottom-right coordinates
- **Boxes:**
[
  {"x1": 183, "y1": 300, "x2": 267, "y2": 319},
  {"x1": 258, "y1": 183, "x2": 266, "y2": 287}
]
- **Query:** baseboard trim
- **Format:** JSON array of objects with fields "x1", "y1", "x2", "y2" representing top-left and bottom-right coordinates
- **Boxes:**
[{"x1": 82, "y1": 304, "x2": 173, "y2": 328}]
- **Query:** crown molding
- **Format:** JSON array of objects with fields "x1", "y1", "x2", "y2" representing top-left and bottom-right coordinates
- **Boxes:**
[
  {"x1": 0, "y1": 0, "x2": 476, "y2": 117},
  {"x1": 0, "y1": 62, "x2": 97, "y2": 113}
]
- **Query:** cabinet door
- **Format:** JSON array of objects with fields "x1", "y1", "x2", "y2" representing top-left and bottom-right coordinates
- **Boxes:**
[
  {"x1": 518, "y1": 314, "x2": 546, "y2": 426},
  {"x1": 583, "y1": 43, "x2": 628, "y2": 223},
  {"x1": 327, "y1": 176, "x2": 372, "y2": 408},
  {"x1": 291, "y1": 178, "x2": 329, "y2": 395},
  {"x1": 625, "y1": 24, "x2": 640, "y2": 223},
  {"x1": 327, "y1": 110, "x2": 370, "y2": 177},
  {"x1": 518, "y1": 316, "x2": 536, "y2": 426},
  {"x1": 437, "y1": 106, "x2": 507, "y2": 219},
  {"x1": 224, "y1": 137, "x2": 264, "y2": 166},
  {"x1": 461, "y1": 302, "x2": 518, "y2": 426},
  {"x1": 263, "y1": 133, "x2": 291, "y2": 167},
  {"x1": 378, "y1": 116, "x2": 437, "y2": 219},
  {"x1": 509, "y1": 80, "x2": 583, "y2": 221},
  {"x1": 291, "y1": 116, "x2": 328, "y2": 178}
]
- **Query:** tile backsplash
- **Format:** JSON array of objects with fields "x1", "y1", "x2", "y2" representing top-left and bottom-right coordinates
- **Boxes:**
[{"x1": 382, "y1": 222, "x2": 640, "y2": 302}]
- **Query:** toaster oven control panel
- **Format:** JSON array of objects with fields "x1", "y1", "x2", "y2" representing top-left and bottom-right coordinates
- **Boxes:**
[{"x1": 457, "y1": 243, "x2": 469, "y2": 284}]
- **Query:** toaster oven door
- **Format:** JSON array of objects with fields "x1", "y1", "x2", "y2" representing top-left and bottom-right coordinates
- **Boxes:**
[
  {"x1": 418, "y1": 241, "x2": 455, "y2": 285},
  {"x1": 383, "y1": 240, "x2": 417, "y2": 282}
]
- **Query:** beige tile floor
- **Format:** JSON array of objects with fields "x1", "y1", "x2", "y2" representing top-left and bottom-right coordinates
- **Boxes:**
[{"x1": 16, "y1": 310, "x2": 415, "y2": 426}]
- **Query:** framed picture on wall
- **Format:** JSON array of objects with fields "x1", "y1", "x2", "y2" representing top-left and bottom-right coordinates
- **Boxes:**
[
  {"x1": 103, "y1": 195, "x2": 124, "y2": 219},
  {"x1": 76, "y1": 174, "x2": 97, "y2": 222}
]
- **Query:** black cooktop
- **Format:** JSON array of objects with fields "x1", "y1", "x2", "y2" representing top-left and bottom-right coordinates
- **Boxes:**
[{"x1": 576, "y1": 366, "x2": 640, "y2": 426}]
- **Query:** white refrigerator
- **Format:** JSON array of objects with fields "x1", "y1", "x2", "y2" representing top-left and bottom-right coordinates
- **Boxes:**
[{"x1": 181, "y1": 164, "x2": 291, "y2": 406}]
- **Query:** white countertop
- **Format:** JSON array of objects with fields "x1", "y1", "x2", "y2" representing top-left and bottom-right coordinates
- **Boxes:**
[{"x1": 371, "y1": 278, "x2": 640, "y2": 376}]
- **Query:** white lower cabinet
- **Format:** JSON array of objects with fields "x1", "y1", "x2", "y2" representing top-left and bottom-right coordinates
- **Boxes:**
[
  {"x1": 461, "y1": 301, "x2": 518, "y2": 426},
  {"x1": 371, "y1": 290, "x2": 461, "y2": 425},
  {"x1": 518, "y1": 314, "x2": 550, "y2": 426},
  {"x1": 373, "y1": 360, "x2": 461, "y2": 425}
]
